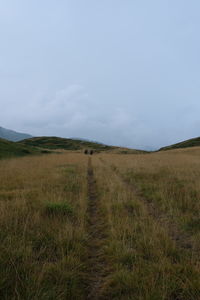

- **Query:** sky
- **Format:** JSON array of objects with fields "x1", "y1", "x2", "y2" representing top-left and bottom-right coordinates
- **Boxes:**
[{"x1": 0, "y1": 0, "x2": 200, "y2": 150}]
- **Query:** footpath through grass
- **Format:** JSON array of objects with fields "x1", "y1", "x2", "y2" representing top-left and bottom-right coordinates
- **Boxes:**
[
  {"x1": 0, "y1": 149, "x2": 200, "y2": 299},
  {"x1": 98, "y1": 151, "x2": 200, "y2": 299}
]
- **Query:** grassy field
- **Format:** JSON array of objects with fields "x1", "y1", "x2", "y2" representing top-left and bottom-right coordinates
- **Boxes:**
[{"x1": 0, "y1": 147, "x2": 200, "y2": 299}]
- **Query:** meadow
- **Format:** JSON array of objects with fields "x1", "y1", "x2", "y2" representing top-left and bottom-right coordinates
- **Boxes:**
[{"x1": 0, "y1": 148, "x2": 200, "y2": 299}]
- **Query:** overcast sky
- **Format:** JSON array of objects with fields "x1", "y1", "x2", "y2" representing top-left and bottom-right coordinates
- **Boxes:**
[{"x1": 0, "y1": 1, "x2": 200, "y2": 150}]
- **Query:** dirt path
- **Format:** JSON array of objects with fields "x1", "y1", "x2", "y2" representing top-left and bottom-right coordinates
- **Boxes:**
[
  {"x1": 99, "y1": 157, "x2": 194, "y2": 253},
  {"x1": 86, "y1": 157, "x2": 109, "y2": 300}
]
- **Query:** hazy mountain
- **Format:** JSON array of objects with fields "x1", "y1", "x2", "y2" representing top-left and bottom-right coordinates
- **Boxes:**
[{"x1": 0, "y1": 126, "x2": 32, "y2": 142}]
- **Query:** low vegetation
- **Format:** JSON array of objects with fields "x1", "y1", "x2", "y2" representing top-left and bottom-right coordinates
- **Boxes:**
[
  {"x1": 0, "y1": 147, "x2": 200, "y2": 299},
  {"x1": 19, "y1": 136, "x2": 114, "y2": 151},
  {"x1": 44, "y1": 202, "x2": 74, "y2": 217},
  {"x1": 0, "y1": 138, "x2": 43, "y2": 159},
  {"x1": 159, "y1": 136, "x2": 200, "y2": 151}
]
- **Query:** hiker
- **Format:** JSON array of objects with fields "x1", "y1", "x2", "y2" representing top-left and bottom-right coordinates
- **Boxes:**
[
  {"x1": 84, "y1": 149, "x2": 88, "y2": 155},
  {"x1": 90, "y1": 150, "x2": 93, "y2": 155}
]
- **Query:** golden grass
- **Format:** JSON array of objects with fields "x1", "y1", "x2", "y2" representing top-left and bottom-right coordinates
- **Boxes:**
[
  {"x1": 0, "y1": 154, "x2": 88, "y2": 299},
  {"x1": 0, "y1": 148, "x2": 200, "y2": 299},
  {"x1": 97, "y1": 148, "x2": 200, "y2": 298}
]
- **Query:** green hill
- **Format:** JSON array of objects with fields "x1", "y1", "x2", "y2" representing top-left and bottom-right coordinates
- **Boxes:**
[
  {"x1": 0, "y1": 138, "x2": 46, "y2": 159},
  {"x1": 19, "y1": 136, "x2": 114, "y2": 151},
  {"x1": 159, "y1": 137, "x2": 200, "y2": 151}
]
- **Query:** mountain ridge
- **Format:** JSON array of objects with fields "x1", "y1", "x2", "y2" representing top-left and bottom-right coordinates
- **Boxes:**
[{"x1": 0, "y1": 126, "x2": 32, "y2": 142}]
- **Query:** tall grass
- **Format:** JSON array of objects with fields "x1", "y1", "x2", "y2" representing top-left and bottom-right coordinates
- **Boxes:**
[
  {"x1": 102, "y1": 147, "x2": 200, "y2": 253},
  {"x1": 0, "y1": 154, "x2": 88, "y2": 299},
  {"x1": 93, "y1": 150, "x2": 200, "y2": 299},
  {"x1": 1, "y1": 148, "x2": 200, "y2": 299}
]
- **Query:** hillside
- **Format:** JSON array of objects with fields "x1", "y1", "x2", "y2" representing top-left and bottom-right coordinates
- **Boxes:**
[
  {"x1": 0, "y1": 138, "x2": 47, "y2": 159},
  {"x1": 0, "y1": 126, "x2": 32, "y2": 142},
  {"x1": 19, "y1": 136, "x2": 114, "y2": 151},
  {"x1": 159, "y1": 136, "x2": 200, "y2": 151}
]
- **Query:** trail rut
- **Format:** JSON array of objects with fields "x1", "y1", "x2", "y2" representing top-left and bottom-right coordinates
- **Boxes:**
[
  {"x1": 99, "y1": 157, "x2": 195, "y2": 254},
  {"x1": 86, "y1": 157, "x2": 109, "y2": 300}
]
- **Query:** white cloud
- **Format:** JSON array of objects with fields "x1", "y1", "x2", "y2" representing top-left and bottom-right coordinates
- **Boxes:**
[{"x1": 1, "y1": 1, "x2": 200, "y2": 150}]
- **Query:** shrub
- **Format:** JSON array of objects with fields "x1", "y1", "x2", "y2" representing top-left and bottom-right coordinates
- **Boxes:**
[{"x1": 44, "y1": 202, "x2": 74, "y2": 217}]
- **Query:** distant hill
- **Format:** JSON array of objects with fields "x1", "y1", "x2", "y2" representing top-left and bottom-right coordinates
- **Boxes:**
[
  {"x1": 159, "y1": 137, "x2": 200, "y2": 151},
  {"x1": 0, "y1": 138, "x2": 45, "y2": 159},
  {"x1": 0, "y1": 126, "x2": 32, "y2": 142},
  {"x1": 19, "y1": 136, "x2": 114, "y2": 151}
]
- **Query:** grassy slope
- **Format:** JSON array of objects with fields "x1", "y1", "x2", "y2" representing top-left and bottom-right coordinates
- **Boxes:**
[
  {"x1": 1, "y1": 135, "x2": 145, "y2": 160},
  {"x1": 160, "y1": 136, "x2": 200, "y2": 151},
  {"x1": 0, "y1": 138, "x2": 43, "y2": 159},
  {"x1": 19, "y1": 136, "x2": 147, "y2": 154},
  {"x1": 19, "y1": 136, "x2": 114, "y2": 151}
]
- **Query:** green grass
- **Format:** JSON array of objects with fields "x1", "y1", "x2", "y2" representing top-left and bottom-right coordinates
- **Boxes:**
[
  {"x1": 44, "y1": 202, "x2": 74, "y2": 217},
  {"x1": 159, "y1": 136, "x2": 200, "y2": 151},
  {"x1": 19, "y1": 136, "x2": 114, "y2": 151},
  {"x1": 0, "y1": 138, "x2": 43, "y2": 159}
]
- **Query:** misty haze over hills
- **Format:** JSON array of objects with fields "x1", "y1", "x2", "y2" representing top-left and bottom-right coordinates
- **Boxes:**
[
  {"x1": 0, "y1": 126, "x2": 32, "y2": 142},
  {"x1": 1, "y1": 2, "x2": 200, "y2": 150},
  {"x1": 0, "y1": 126, "x2": 157, "y2": 150}
]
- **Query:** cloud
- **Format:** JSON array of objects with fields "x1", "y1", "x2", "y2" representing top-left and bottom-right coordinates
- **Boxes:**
[
  {"x1": 1, "y1": 1, "x2": 200, "y2": 150},
  {"x1": 1, "y1": 82, "x2": 200, "y2": 150},
  {"x1": 1, "y1": 84, "x2": 147, "y2": 148}
]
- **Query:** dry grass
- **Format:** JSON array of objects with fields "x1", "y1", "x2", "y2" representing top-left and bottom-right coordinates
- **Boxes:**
[
  {"x1": 0, "y1": 154, "x2": 88, "y2": 299},
  {"x1": 97, "y1": 148, "x2": 200, "y2": 299},
  {"x1": 0, "y1": 148, "x2": 200, "y2": 299}
]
